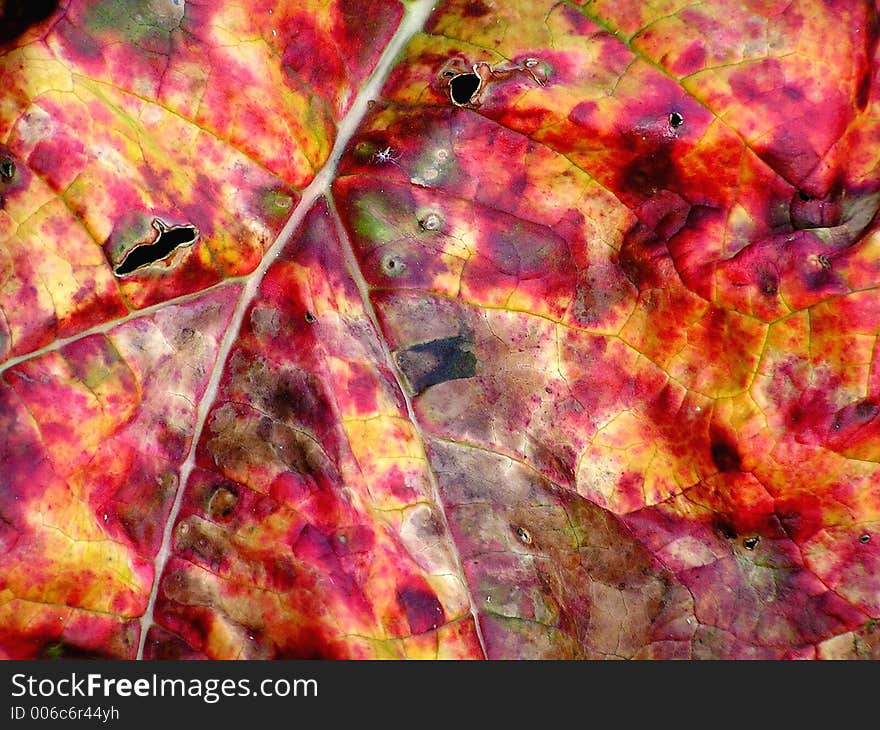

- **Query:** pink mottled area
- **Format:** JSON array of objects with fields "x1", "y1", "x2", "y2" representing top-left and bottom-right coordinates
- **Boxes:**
[
  {"x1": 144, "y1": 201, "x2": 483, "y2": 660},
  {"x1": 0, "y1": 0, "x2": 403, "y2": 360},
  {"x1": 0, "y1": 286, "x2": 238, "y2": 658}
]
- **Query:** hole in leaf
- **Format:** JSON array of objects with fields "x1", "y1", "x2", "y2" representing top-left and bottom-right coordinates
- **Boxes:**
[
  {"x1": 515, "y1": 526, "x2": 532, "y2": 545},
  {"x1": 859, "y1": 533, "x2": 871, "y2": 544},
  {"x1": 0, "y1": 160, "x2": 15, "y2": 181},
  {"x1": 449, "y1": 73, "x2": 481, "y2": 105},
  {"x1": 668, "y1": 111, "x2": 684, "y2": 129},
  {"x1": 380, "y1": 252, "x2": 407, "y2": 278},
  {"x1": 114, "y1": 218, "x2": 199, "y2": 276},
  {"x1": 418, "y1": 213, "x2": 442, "y2": 231},
  {"x1": 817, "y1": 254, "x2": 831, "y2": 270},
  {"x1": 304, "y1": 311, "x2": 316, "y2": 323},
  {"x1": 797, "y1": 191, "x2": 811, "y2": 202},
  {"x1": 742, "y1": 536, "x2": 760, "y2": 550}
]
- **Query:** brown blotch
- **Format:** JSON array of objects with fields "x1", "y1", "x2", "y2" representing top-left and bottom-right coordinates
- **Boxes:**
[
  {"x1": 174, "y1": 516, "x2": 229, "y2": 568},
  {"x1": 206, "y1": 484, "x2": 239, "y2": 519}
]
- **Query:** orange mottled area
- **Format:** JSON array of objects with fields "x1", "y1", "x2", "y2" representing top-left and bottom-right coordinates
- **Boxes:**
[
  {"x1": 144, "y1": 201, "x2": 483, "y2": 659},
  {"x1": 0, "y1": 287, "x2": 237, "y2": 658},
  {"x1": 328, "y1": 0, "x2": 880, "y2": 656},
  {"x1": 0, "y1": 0, "x2": 402, "y2": 355}
]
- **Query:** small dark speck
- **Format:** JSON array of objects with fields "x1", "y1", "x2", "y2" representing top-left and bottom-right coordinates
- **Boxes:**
[
  {"x1": 860, "y1": 533, "x2": 871, "y2": 544},
  {"x1": 798, "y1": 191, "x2": 811, "y2": 202},
  {"x1": 817, "y1": 254, "x2": 831, "y2": 270},
  {"x1": 668, "y1": 111, "x2": 684, "y2": 129},
  {"x1": 743, "y1": 536, "x2": 760, "y2": 550},
  {"x1": 0, "y1": 160, "x2": 15, "y2": 181},
  {"x1": 304, "y1": 311, "x2": 316, "y2": 323},
  {"x1": 515, "y1": 526, "x2": 532, "y2": 545}
]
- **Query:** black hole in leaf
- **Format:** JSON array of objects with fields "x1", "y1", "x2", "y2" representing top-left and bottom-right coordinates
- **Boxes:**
[
  {"x1": 668, "y1": 111, "x2": 684, "y2": 128},
  {"x1": 418, "y1": 213, "x2": 442, "y2": 231},
  {"x1": 0, "y1": 160, "x2": 15, "y2": 181},
  {"x1": 516, "y1": 526, "x2": 532, "y2": 544},
  {"x1": 798, "y1": 191, "x2": 811, "y2": 202},
  {"x1": 304, "y1": 311, "x2": 316, "y2": 323},
  {"x1": 381, "y1": 252, "x2": 407, "y2": 278},
  {"x1": 442, "y1": 70, "x2": 456, "y2": 77},
  {"x1": 743, "y1": 536, "x2": 760, "y2": 550},
  {"x1": 114, "y1": 219, "x2": 198, "y2": 276},
  {"x1": 860, "y1": 533, "x2": 871, "y2": 544},
  {"x1": 449, "y1": 73, "x2": 481, "y2": 105}
]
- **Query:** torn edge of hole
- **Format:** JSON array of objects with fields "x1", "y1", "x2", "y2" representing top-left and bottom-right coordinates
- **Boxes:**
[{"x1": 114, "y1": 217, "x2": 199, "y2": 277}]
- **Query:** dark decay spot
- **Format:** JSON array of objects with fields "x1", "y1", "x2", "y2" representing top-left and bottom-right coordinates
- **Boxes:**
[
  {"x1": 798, "y1": 190, "x2": 811, "y2": 202},
  {"x1": 0, "y1": 0, "x2": 60, "y2": 44},
  {"x1": 266, "y1": 371, "x2": 330, "y2": 426},
  {"x1": 114, "y1": 218, "x2": 199, "y2": 276},
  {"x1": 206, "y1": 484, "x2": 238, "y2": 519},
  {"x1": 710, "y1": 430, "x2": 742, "y2": 472},
  {"x1": 394, "y1": 335, "x2": 477, "y2": 396},
  {"x1": 855, "y1": 400, "x2": 878, "y2": 420},
  {"x1": 0, "y1": 160, "x2": 15, "y2": 181},
  {"x1": 668, "y1": 111, "x2": 684, "y2": 129},
  {"x1": 860, "y1": 533, "x2": 871, "y2": 544},
  {"x1": 804, "y1": 264, "x2": 835, "y2": 292},
  {"x1": 758, "y1": 269, "x2": 779, "y2": 296},
  {"x1": 461, "y1": 0, "x2": 490, "y2": 17},
  {"x1": 857, "y1": 67, "x2": 871, "y2": 111},
  {"x1": 715, "y1": 518, "x2": 738, "y2": 540},
  {"x1": 620, "y1": 145, "x2": 677, "y2": 197},
  {"x1": 304, "y1": 311, "x2": 316, "y2": 323},
  {"x1": 449, "y1": 73, "x2": 481, "y2": 105},
  {"x1": 742, "y1": 536, "x2": 760, "y2": 550},
  {"x1": 515, "y1": 525, "x2": 532, "y2": 545},
  {"x1": 397, "y1": 587, "x2": 444, "y2": 634}
]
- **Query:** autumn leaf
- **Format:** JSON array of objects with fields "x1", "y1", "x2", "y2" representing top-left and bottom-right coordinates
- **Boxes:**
[{"x1": 1, "y1": 0, "x2": 879, "y2": 660}]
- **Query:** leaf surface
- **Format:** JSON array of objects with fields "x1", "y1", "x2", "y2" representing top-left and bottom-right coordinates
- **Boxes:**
[{"x1": 1, "y1": 0, "x2": 880, "y2": 659}]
